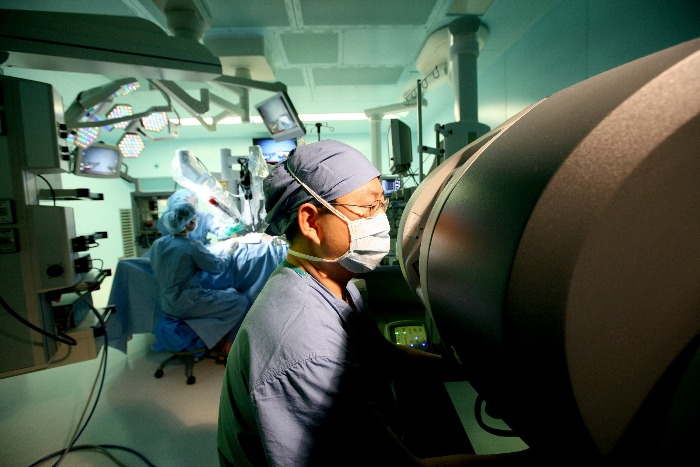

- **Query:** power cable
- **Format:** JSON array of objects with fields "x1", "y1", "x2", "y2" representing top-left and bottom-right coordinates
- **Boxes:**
[
  {"x1": 52, "y1": 292, "x2": 108, "y2": 466},
  {"x1": 0, "y1": 294, "x2": 77, "y2": 346}
]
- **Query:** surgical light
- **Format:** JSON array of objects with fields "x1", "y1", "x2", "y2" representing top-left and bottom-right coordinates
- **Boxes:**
[
  {"x1": 73, "y1": 127, "x2": 101, "y2": 148},
  {"x1": 65, "y1": 77, "x2": 140, "y2": 125},
  {"x1": 118, "y1": 133, "x2": 145, "y2": 158},
  {"x1": 140, "y1": 112, "x2": 169, "y2": 132},
  {"x1": 106, "y1": 104, "x2": 134, "y2": 130}
]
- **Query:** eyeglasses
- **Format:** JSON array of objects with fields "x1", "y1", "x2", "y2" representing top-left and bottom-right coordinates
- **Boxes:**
[{"x1": 329, "y1": 199, "x2": 391, "y2": 217}]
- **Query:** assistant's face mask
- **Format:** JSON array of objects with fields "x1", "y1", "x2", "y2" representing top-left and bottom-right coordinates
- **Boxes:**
[{"x1": 286, "y1": 169, "x2": 390, "y2": 273}]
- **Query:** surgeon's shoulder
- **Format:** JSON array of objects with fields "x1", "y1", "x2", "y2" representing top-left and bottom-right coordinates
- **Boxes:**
[
  {"x1": 249, "y1": 266, "x2": 327, "y2": 319},
  {"x1": 254, "y1": 264, "x2": 307, "y2": 299}
]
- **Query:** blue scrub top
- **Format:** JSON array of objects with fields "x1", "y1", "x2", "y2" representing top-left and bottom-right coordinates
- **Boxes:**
[{"x1": 218, "y1": 262, "x2": 395, "y2": 466}]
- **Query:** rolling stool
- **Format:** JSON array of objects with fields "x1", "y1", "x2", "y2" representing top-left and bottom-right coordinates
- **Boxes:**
[{"x1": 152, "y1": 315, "x2": 224, "y2": 385}]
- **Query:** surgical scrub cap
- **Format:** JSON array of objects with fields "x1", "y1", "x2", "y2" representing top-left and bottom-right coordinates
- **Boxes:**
[
  {"x1": 166, "y1": 188, "x2": 197, "y2": 209},
  {"x1": 162, "y1": 202, "x2": 197, "y2": 234},
  {"x1": 263, "y1": 139, "x2": 380, "y2": 236}
]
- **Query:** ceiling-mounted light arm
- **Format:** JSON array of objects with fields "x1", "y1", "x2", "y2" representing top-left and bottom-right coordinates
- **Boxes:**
[
  {"x1": 209, "y1": 92, "x2": 247, "y2": 121},
  {"x1": 213, "y1": 75, "x2": 287, "y2": 94},
  {"x1": 183, "y1": 103, "x2": 237, "y2": 132},
  {"x1": 119, "y1": 164, "x2": 139, "y2": 189},
  {"x1": 184, "y1": 108, "x2": 235, "y2": 132},
  {"x1": 64, "y1": 77, "x2": 141, "y2": 122},
  {"x1": 212, "y1": 81, "x2": 246, "y2": 98},
  {"x1": 66, "y1": 105, "x2": 172, "y2": 129},
  {"x1": 211, "y1": 81, "x2": 250, "y2": 122},
  {"x1": 212, "y1": 110, "x2": 233, "y2": 125},
  {"x1": 75, "y1": 77, "x2": 139, "y2": 108},
  {"x1": 64, "y1": 100, "x2": 107, "y2": 124},
  {"x1": 149, "y1": 78, "x2": 247, "y2": 130},
  {"x1": 364, "y1": 98, "x2": 428, "y2": 118},
  {"x1": 149, "y1": 79, "x2": 210, "y2": 115},
  {"x1": 135, "y1": 128, "x2": 180, "y2": 142},
  {"x1": 123, "y1": 116, "x2": 179, "y2": 142},
  {"x1": 191, "y1": 113, "x2": 221, "y2": 132}
]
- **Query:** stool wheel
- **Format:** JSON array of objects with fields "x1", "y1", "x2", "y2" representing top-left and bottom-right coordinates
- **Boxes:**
[
  {"x1": 186, "y1": 375, "x2": 196, "y2": 385},
  {"x1": 154, "y1": 369, "x2": 164, "y2": 378}
]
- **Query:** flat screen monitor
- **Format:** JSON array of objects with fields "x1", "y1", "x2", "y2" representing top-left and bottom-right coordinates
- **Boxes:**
[
  {"x1": 388, "y1": 118, "x2": 413, "y2": 175},
  {"x1": 254, "y1": 91, "x2": 306, "y2": 142},
  {"x1": 253, "y1": 137, "x2": 296, "y2": 164},
  {"x1": 380, "y1": 176, "x2": 401, "y2": 195},
  {"x1": 73, "y1": 143, "x2": 122, "y2": 178}
]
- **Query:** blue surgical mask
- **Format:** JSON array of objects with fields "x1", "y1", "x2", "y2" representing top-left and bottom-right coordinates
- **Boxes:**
[{"x1": 286, "y1": 170, "x2": 390, "y2": 273}]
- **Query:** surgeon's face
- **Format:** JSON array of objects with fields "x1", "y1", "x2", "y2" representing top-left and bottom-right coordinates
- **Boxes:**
[
  {"x1": 318, "y1": 177, "x2": 383, "y2": 261},
  {"x1": 187, "y1": 216, "x2": 197, "y2": 232}
]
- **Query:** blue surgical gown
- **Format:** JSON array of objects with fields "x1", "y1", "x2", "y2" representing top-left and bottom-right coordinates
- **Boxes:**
[
  {"x1": 149, "y1": 234, "x2": 249, "y2": 349},
  {"x1": 157, "y1": 209, "x2": 216, "y2": 245},
  {"x1": 217, "y1": 262, "x2": 396, "y2": 466},
  {"x1": 106, "y1": 238, "x2": 288, "y2": 353}
]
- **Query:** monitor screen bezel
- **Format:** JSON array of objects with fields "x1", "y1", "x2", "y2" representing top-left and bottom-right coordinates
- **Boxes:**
[
  {"x1": 254, "y1": 91, "x2": 306, "y2": 142},
  {"x1": 73, "y1": 143, "x2": 123, "y2": 179}
]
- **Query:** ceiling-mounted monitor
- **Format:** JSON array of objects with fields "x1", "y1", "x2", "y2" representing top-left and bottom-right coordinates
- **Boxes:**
[
  {"x1": 73, "y1": 143, "x2": 123, "y2": 179},
  {"x1": 388, "y1": 118, "x2": 413, "y2": 175},
  {"x1": 254, "y1": 92, "x2": 306, "y2": 142}
]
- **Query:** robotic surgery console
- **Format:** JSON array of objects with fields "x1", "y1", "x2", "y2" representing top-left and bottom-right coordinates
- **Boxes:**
[{"x1": 397, "y1": 38, "x2": 700, "y2": 463}]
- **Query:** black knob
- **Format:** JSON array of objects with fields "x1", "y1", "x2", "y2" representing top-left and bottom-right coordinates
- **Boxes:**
[{"x1": 46, "y1": 264, "x2": 64, "y2": 278}]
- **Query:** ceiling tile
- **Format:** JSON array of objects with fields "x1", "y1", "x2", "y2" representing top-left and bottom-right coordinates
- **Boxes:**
[
  {"x1": 343, "y1": 28, "x2": 425, "y2": 66},
  {"x1": 299, "y1": 0, "x2": 438, "y2": 25},
  {"x1": 280, "y1": 32, "x2": 339, "y2": 64},
  {"x1": 312, "y1": 66, "x2": 405, "y2": 86},
  {"x1": 273, "y1": 67, "x2": 307, "y2": 87},
  {"x1": 206, "y1": 0, "x2": 291, "y2": 28}
]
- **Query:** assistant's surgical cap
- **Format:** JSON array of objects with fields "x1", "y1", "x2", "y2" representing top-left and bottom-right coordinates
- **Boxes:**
[
  {"x1": 166, "y1": 188, "x2": 197, "y2": 209},
  {"x1": 263, "y1": 139, "x2": 380, "y2": 236},
  {"x1": 163, "y1": 202, "x2": 197, "y2": 234}
]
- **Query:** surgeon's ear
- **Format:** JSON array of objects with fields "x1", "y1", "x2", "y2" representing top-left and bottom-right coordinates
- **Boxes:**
[{"x1": 297, "y1": 203, "x2": 323, "y2": 245}]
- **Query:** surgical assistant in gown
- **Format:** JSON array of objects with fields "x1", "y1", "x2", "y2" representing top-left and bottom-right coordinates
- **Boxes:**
[
  {"x1": 150, "y1": 234, "x2": 250, "y2": 349},
  {"x1": 157, "y1": 205, "x2": 217, "y2": 244}
]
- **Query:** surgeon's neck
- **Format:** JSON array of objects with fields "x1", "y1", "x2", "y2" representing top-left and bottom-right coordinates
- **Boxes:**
[{"x1": 285, "y1": 254, "x2": 351, "y2": 301}]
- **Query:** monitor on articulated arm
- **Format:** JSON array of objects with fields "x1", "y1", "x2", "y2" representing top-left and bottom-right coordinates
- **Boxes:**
[
  {"x1": 254, "y1": 92, "x2": 306, "y2": 142},
  {"x1": 73, "y1": 143, "x2": 123, "y2": 179},
  {"x1": 388, "y1": 118, "x2": 413, "y2": 175}
]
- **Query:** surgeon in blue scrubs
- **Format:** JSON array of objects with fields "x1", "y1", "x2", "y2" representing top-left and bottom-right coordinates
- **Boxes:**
[
  {"x1": 217, "y1": 140, "x2": 531, "y2": 466},
  {"x1": 150, "y1": 202, "x2": 249, "y2": 354},
  {"x1": 157, "y1": 188, "x2": 218, "y2": 245}
]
